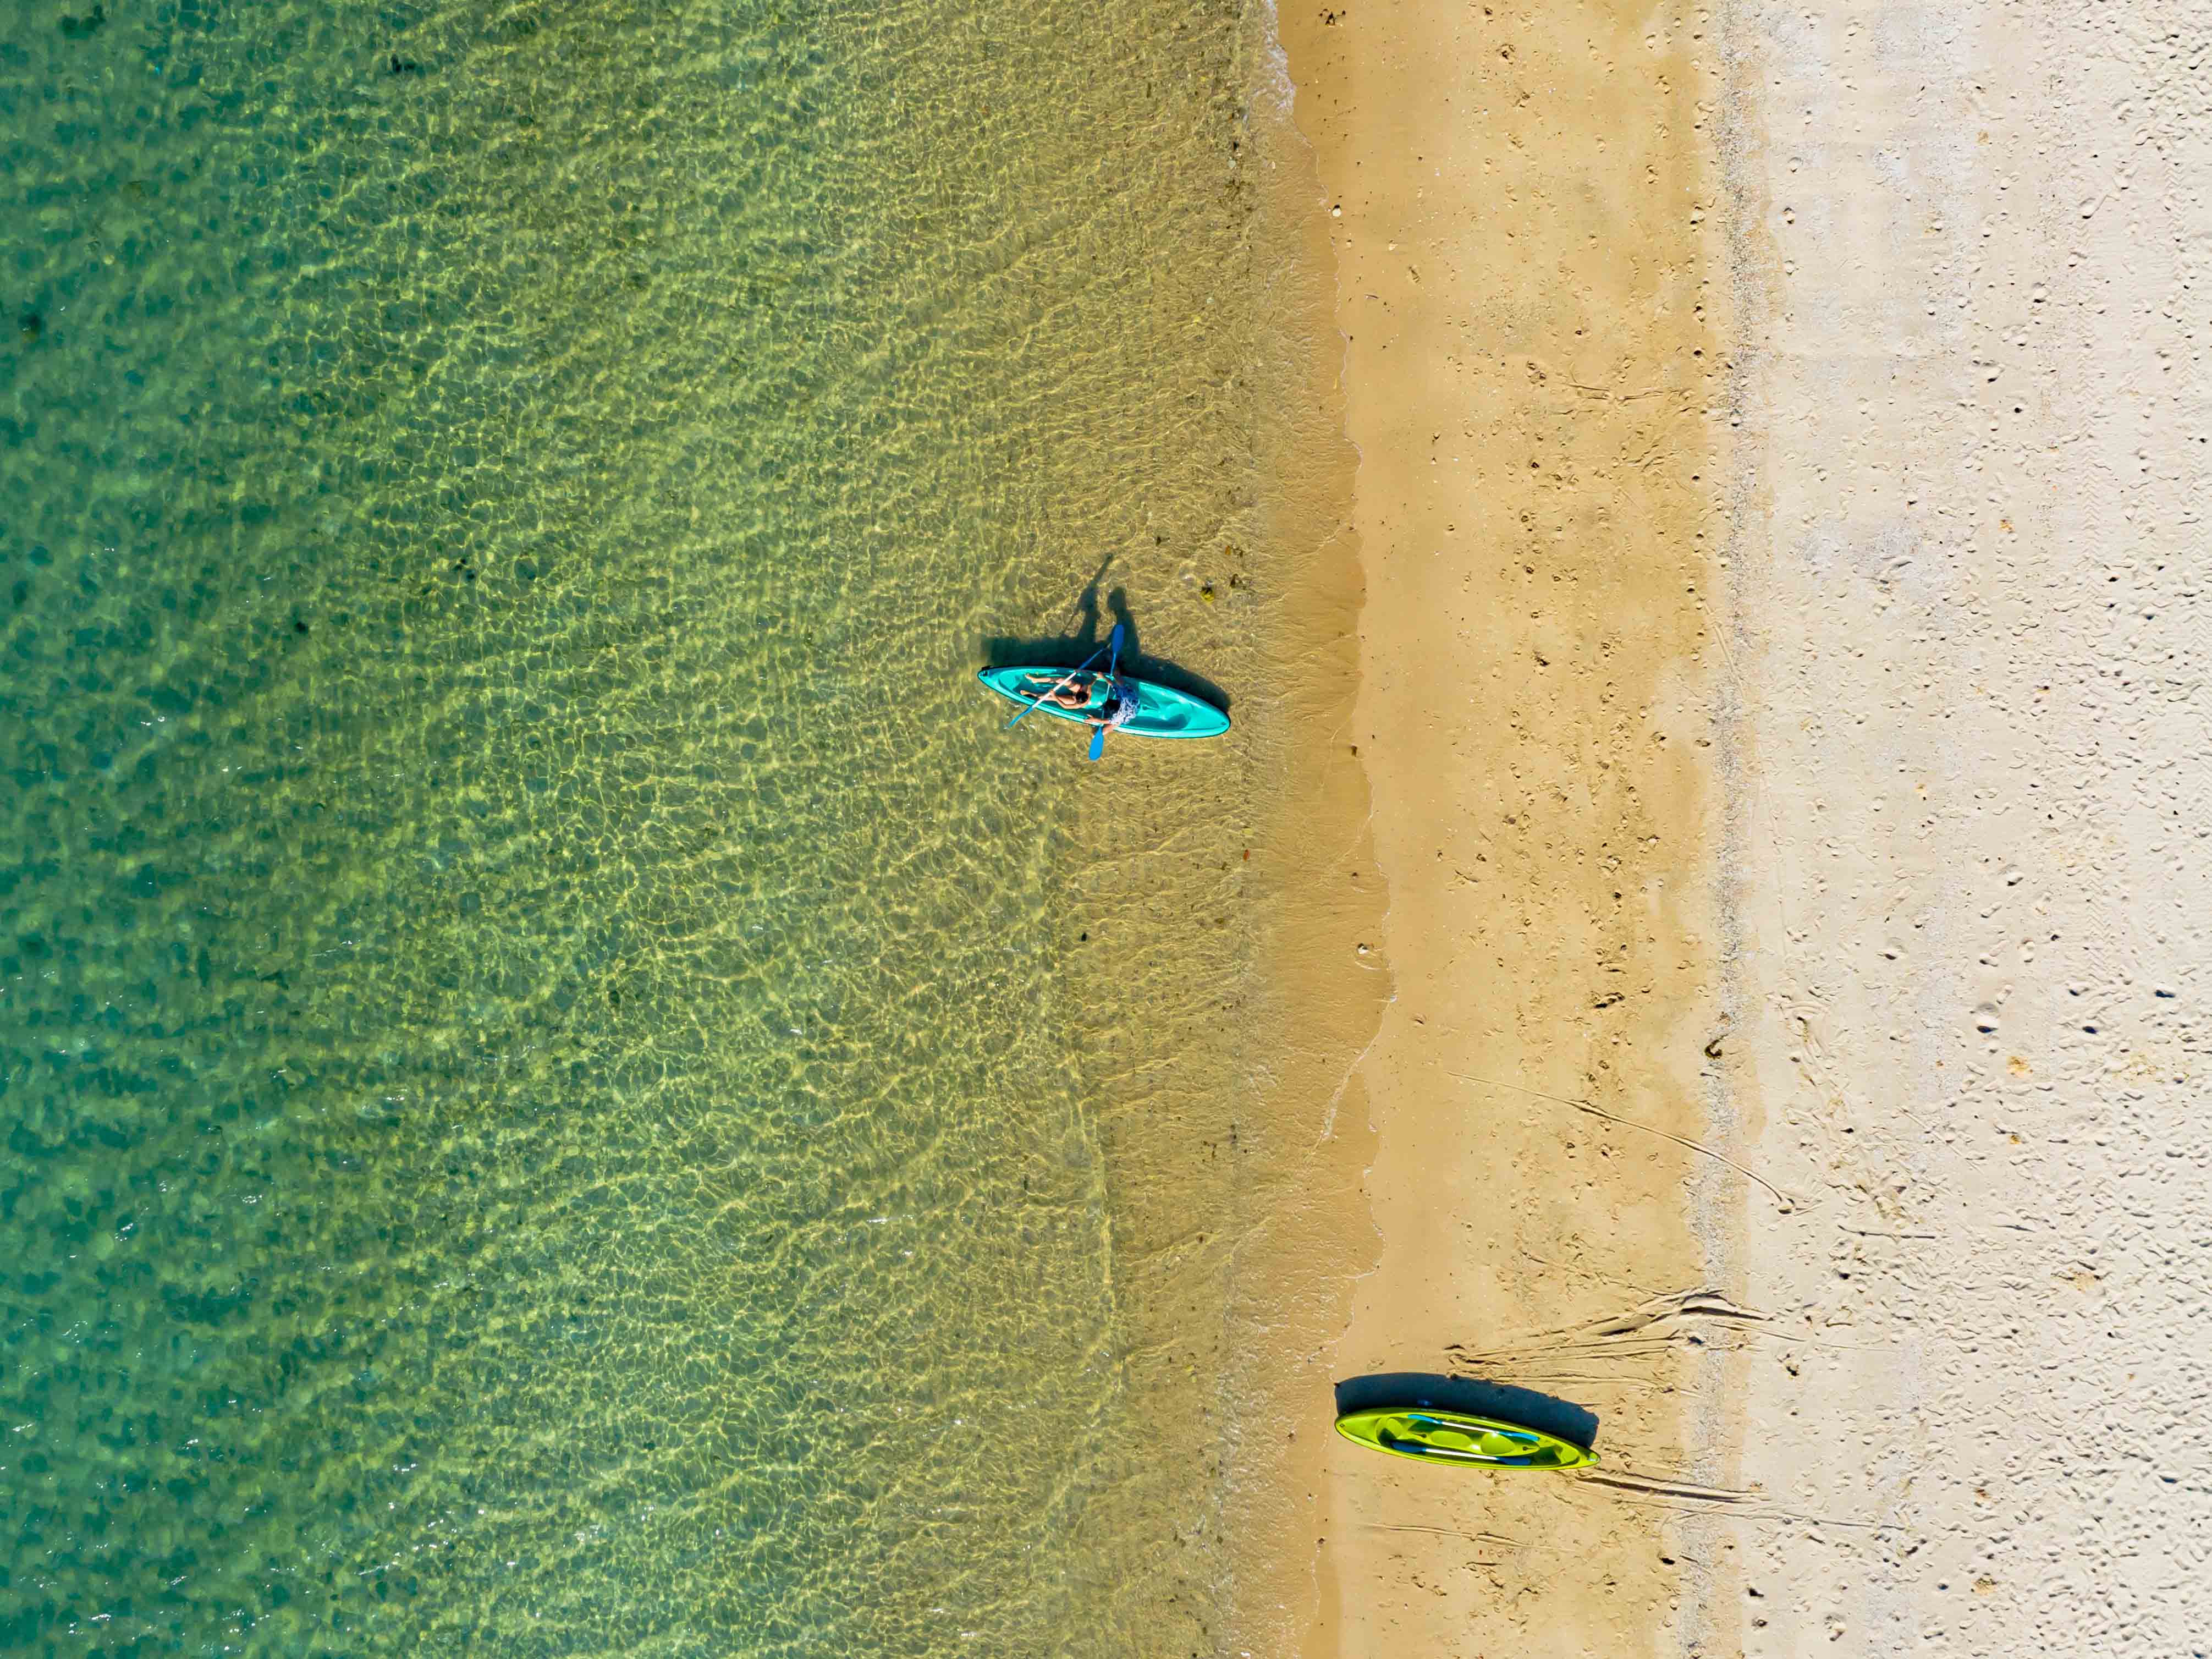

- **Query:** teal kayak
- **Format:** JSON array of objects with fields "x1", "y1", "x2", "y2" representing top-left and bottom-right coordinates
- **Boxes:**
[{"x1": 977, "y1": 666, "x2": 1230, "y2": 740}]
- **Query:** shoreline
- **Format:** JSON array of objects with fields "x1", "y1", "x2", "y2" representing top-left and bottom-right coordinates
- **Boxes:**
[
  {"x1": 1207, "y1": 6, "x2": 1390, "y2": 1649},
  {"x1": 1272, "y1": 2, "x2": 1736, "y2": 1652}
]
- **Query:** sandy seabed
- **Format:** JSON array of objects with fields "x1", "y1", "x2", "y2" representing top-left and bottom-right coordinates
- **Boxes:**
[{"x1": 1270, "y1": 0, "x2": 2212, "y2": 1653}]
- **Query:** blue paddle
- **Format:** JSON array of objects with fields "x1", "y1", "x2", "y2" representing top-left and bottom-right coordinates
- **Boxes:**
[
  {"x1": 1006, "y1": 623, "x2": 1122, "y2": 730},
  {"x1": 1088, "y1": 626, "x2": 1123, "y2": 761}
]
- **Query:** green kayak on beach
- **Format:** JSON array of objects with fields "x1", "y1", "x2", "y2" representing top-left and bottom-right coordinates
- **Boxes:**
[
  {"x1": 977, "y1": 665, "x2": 1230, "y2": 740},
  {"x1": 1334, "y1": 1407, "x2": 1595, "y2": 1471}
]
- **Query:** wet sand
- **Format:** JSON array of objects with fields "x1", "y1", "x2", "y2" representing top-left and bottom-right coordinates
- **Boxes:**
[{"x1": 1276, "y1": 1, "x2": 1736, "y2": 1652}]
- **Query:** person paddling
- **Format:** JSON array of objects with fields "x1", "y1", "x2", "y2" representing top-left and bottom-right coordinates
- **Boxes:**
[
  {"x1": 1047, "y1": 677, "x2": 1094, "y2": 711},
  {"x1": 1090, "y1": 674, "x2": 1141, "y2": 730},
  {"x1": 1011, "y1": 661, "x2": 1137, "y2": 729}
]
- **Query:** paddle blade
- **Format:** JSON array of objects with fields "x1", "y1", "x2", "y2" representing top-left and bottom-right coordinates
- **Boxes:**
[{"x1": 1088, "y1": 724, "x2": 1105, "y2": 761}]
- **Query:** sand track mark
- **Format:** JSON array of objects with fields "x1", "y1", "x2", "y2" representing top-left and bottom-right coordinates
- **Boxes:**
[
  {"x1": 1783, "y1": 1004, "x2": 1912, "y2": 1222},
  {"x1": 1449, "y1": 1287, "x2": 1770, "y2": 1372},
  {"x1": 1448, "y1": 1069, "x2": 1795, "y2": 1209}
]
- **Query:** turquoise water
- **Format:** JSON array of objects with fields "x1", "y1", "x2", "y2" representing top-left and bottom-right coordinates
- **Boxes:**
[{"x1": 1, "y1": 2, "x2": 1316, "y2": 1653}]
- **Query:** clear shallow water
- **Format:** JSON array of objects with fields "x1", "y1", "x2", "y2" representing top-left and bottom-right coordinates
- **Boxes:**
[{"x1": 1, "y1": 2, "x2": 1316, "y2": 1653}]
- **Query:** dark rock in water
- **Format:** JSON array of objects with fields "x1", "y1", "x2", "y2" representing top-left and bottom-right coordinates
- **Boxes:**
[
  {"x1": 60, "y1": 5, "x2": 106, "y2": 38},
  {"x1": 17, "y1": 312, "x2": 40, "y2": 344}
]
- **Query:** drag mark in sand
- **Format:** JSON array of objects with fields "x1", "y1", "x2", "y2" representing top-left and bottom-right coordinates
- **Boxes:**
[
  {"x1": 1445, "y1": 1069, "x2": 1794, "y2": 1210},
  {"x1": 1784, "y1": 1005, "x2": 1914, "y2": 1222},
  {"x1": 1450, "y1": 1287, "x2": 1770, "y2": 1371},
  {"x1": 1447, "y1": 1289, "x2": 1787, "y2": 1418},
  {"x1": 1575, "y1": 1470, "x2": 1758, "y2": 1507},
  {"x1": 1570, "y1": 1475, "x2": 1919, "y2": 1541}
]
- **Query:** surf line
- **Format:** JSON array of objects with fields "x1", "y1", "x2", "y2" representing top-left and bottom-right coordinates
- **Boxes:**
[{"x1": 1442, "y1": 1070, "x2": 1794, "y2": 1212}]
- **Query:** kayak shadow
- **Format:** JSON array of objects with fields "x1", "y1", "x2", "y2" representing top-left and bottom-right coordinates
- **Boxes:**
[
  {"x1": 1334, "y1": 1372, "x2": 1599, "y2": 1451},
  {"x1": 981, "y1": 585, "x2": 1231, "y2": 715}
]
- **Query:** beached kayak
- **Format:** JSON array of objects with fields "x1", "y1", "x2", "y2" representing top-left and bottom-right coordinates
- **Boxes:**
[
  {"x1": 1334, "y1": 1407, "x2": 1595, "y2": 1470},
  {"x1": 977, "y1": 666, "x2": 1230, "y2": 740}
]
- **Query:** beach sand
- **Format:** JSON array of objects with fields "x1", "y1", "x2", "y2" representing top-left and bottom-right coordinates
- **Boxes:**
[
  {"x1": 1716, "y1": 1, "x2": 2212, "y2": 1651},
  {"x1": 1275, "y1": 1, "x2": 1737, "y2": 1652},
  {"x1": 1272, "y1": 0, "x2": 2210, "y2": 1653}
]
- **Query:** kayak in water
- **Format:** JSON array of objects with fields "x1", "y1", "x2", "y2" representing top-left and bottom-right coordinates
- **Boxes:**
[
  {"x1": 1334, "y1": 1406, "x2": 1595, "y2": 1470},
  {"x1": 978, "y1": 664, "x2": 1230, "y2": 741}
]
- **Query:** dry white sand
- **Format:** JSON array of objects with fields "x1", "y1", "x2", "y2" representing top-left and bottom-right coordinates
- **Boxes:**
[{"x1": 1714, "y1": 0, "x2": 2212, "y2": 1651}]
